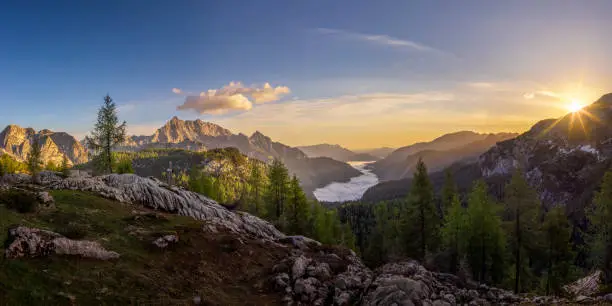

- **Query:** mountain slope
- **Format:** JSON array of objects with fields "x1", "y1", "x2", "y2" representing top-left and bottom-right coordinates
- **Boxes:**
[
  {"x1": 353, "y1": 147, "x2": 395, "y2": 159},
  {"x1": 371, "y1": 131, "x2": 517, "y2": 181},
  {"x1": 363, "y1": 93, "x2": 612, "y2": 215},
  {"x1": 0, "y1": 125, "x2": 87, "y2": 166},
  {"x1": 297, "y1": 144, "x2": 379, "y2": 162}
]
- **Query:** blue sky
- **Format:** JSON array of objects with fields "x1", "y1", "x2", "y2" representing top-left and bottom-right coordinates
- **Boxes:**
[{"x1": 1, "y1": 1, "x2": 611, "y2": 148}]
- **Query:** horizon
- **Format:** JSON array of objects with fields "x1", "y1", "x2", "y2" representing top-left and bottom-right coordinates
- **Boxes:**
[{"x1": 2, "y1": 1, "x2": 612, "y2": 149}]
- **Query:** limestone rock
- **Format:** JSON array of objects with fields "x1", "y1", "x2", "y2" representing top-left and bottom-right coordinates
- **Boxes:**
[
  {"x1": 152, "y1": 234, "x2": 179, "y2": 249},
  {"x1": 5, "y1": 226, "x2": 119, "y2": 260}
]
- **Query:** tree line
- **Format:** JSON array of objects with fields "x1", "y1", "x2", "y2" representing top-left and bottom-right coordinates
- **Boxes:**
[{"x1": 339, "y1": 159, "x2": 612, "y2": 296}]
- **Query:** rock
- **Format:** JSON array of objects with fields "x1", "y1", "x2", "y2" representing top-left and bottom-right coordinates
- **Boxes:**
[
  {"x1": 334, "y1": 291, "x2": 351, "y2": 305},
  {"x1": 604, "y1": 293, "x2": 612, "y2": 302},
  {"x1": 432, "y1": 300, "x2": 451, "y2": 306},
  {"x1": 575, "y1": 295, "x2": 593, "y2": 304},
  {"x1": 307, "y1": 262, "x2": 332, "y2": 281},
  {"x1": 293, "y1": 277, "x2": 319, "y2": 302},
  {"x1": 272, "y1": 273, "x2": 290, "y2": 291},
  {"x1": 443, "y1": 293, "x2": 456, "y2": 305},
  {"x1": 564, "y1": 270, "x2": 602, "y2": 297},
  {"x1": 277, "y1": 235, "x2": 322, "y2": 250},
  {"x1": 46, "y1": 174, "x2": 285, "y2": 240},
  {"x1": 5, "y1": 226, "x2": 119, "y2": 260},
  {"x1": 152, "y1": 234, "x2": 179, "y2": 249},
  {"x1": 192, "y1": 296, "x2": 201, "y2": 305},
  {"x1": 291, "y1": 255, "x2": 311, "y2": 280},
  {"x1": 36, "y1": 191, "x2": 55, "y2": 207}
]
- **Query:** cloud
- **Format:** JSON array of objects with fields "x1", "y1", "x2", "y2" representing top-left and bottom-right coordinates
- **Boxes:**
[
  {"x1": 523, "y1": 90, "x2": 563, "y2": 100},
  {"x1": 172, "y1": 88, "x2": 182, "y2": 94},
  {"x1": 316, "y1": 28, "x2": 443, "y2": 54},
  {"x1": 175, "y1": 82, "x2": 291, "y2": 114}
]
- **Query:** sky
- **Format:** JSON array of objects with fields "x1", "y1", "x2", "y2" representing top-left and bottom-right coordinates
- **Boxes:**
[{"x1": 1, "y1": 1, "x2": 612, "y2": 149}]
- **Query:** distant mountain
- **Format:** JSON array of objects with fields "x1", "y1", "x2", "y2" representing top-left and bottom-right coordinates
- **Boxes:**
[
  {"x1": 370, "y1": 131, "x2": 518, "y2": 181},
  {"x1": 297, "y1": 144, "x2": 379, "y2": 162},
  {"x1": 364, "y1": 93, "x2": 612, "y2": 218},
  {"x1": 353, "y1": 147, "x2": 395, "y2": 159},
  {"x1": 0, "y1": 125, "x2": 87, "y2": 166},
  {"x1": 120, "y1": 117, "x2": 361, "y2": 196}
]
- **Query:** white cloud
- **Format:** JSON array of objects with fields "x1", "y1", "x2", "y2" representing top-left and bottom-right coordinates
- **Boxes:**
[
  {"x1": 175, "y1": 82, "x2": 291, "y2": 114},
  {"x1": 172, "y1": 88, "x2": 182, "y2": 94},
  {"x1": 316, "y1": 28, "x2": 443, "y2": 54}
]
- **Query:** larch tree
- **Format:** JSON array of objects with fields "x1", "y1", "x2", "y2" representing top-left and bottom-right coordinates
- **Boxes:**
[
  {"x1": 466, "y1": 180, "x2": 506, "y2": 283},
  {"x1": 285, "y1": 174, "x2": 310, "y2": 235},
  {"x1": 441, "y1": 168, "x2": 458, "y2": 216},
  {"x1": 27, "y1": 137, "x2": 43, "y2": 183},
  {"x1": 247, "y1": 160, "x2": 267, "y2": 217},
  {"x1": 402, "y1": 158, "x2": 439, "y2": 262},
  {"x1": 542, "y1": 206, "x2": 574, "y2": 295},
  {"x1": 441, "y1": 193, "x2": 466, "y2": 274},
  {"x1": 504, "y1": 169, "x2": 541, "y2": 293},
  {"x1": 265, "y1": 158, "x2": 290, "y2": 223},
  {"x1": 85, "y1": 94, "x2": 127, "y2": 174}
]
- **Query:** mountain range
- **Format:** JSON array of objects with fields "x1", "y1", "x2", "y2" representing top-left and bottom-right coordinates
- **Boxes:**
[
  {"x1": 363, "y1": 93, "x2": 612, "y2": 219},
  {"x1": 0, "y1": 125, "x2": 88, "y2": 166},
  {"x1": 370, "y1": 131, "x2": 518, "y2": 181},
  {"x1": 297, "y1": 144, "x2": 380, "y2": 162},
  {"x1": 0, "y1": 117, "x2": 361, "y2": 197}
]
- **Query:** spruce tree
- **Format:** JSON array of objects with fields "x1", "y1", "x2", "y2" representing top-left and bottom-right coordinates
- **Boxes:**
[
  {"x1": 587, "y1": 170, "x2": 612, "y2": 284},
  {"x1": 441, "y1": 193, "x2": 465, "y2": 274},
  {"x1": 265, "y1": 158, "x2": 290, "y2": 223},
  {"x1": 285, "y1": 175, "x2": 310, "y2": 235},
  {"x1": 27, "y1": 137, "x2": 43, "y2": 183},
  {"x1": 542, "y1": 206, "x2": 574, "y2": 295},
  {"x1": 504, "y1": 169, "x2": 541, "y2": 293},
  {"x1": 85, "y1": 94, "x2": 127, "y2": 174},
  {"x1": 402, "y1": 158, "x2": 439, "y2": 262}
]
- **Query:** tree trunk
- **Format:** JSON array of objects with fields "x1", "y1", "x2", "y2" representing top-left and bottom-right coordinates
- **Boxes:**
[{"x1": 515, "y1": 207, "x2": 521, "y2": 293}]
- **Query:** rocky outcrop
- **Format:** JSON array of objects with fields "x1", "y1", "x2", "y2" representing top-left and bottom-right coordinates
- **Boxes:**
[
  {"x1": 0, "y1": 124, "x2": 87, "y2": 165},
  {"x1": 43, "y1": 173, "x2": 285, "y2": 240},
  {"x1": 564, "y1": 270, "x2": 602, "y2": 297},
  {"x1": 5, "y1": 226, "x2": 119, "y2": 260},
  {"x1": 152, "y1": 234, "x2": 179, "y2": 249},
  {"x1": 270, "y1": 246, "x2": 373, "y2": 305}
]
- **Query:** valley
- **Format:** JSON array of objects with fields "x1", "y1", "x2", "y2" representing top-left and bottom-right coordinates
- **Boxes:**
[{"x1": 313, "y1": 161, "x2": 379, "y2": 202}]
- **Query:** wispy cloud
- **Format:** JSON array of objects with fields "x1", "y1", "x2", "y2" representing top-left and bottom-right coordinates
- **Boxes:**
[
  {"x1": 174, "y1": 82, "x2": 291, "y2": 115},
  {"x1": 316, "y1": 28, "x2": 444, "y2": 54}
]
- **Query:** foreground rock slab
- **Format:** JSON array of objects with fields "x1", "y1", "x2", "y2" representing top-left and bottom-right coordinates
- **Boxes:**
[{"x1": 5, "y1": 226, "x2": 120, "y2": 260}]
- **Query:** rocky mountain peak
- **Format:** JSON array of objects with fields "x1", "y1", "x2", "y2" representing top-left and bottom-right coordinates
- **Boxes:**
[{"x1": 595, "y1": 92, "x2": 612, "y2": 105}]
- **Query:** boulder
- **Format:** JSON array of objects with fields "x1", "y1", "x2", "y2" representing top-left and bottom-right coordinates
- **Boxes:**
[
  {"x1": 152, "y1": 234, "x2": 179, "y2": 249},
  {"x1": 5, "y1": 226, "x2": 119, "y2": 260}
]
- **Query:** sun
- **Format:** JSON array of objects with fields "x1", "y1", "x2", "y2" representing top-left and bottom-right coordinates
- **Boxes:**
[{"x1": 568, "y1": 100, "x2": 584, "y2": 113}]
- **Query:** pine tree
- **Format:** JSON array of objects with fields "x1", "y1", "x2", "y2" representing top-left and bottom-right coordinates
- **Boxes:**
[
  {"x1": 542, "y1": 206, "x2": 574, "y2": 295},
  {"x1": 465, "y1": 180, "x2": 506, "y2": 283},
  {"x1": 285, "y1": 175, "x2": 310, "y2": 235},
  {"x1": 85, "y1": 94, "x2": 127, "y2": 174},
  {"x1": 441, "y1": 193, "x2": 465, "y2": 274},
  {"x1": 402, "y1": 158, "x2": 439, "y2": 261},
  {"x1": 27, "y1": 137, "x2": 43, "y2": 183},
  {"x1": 265, "y1": 158, "x2": 290, "y2": 223},
  {"x1": 587, "y1": 170, "x2": 612, "y2": 284},
  {"x1": 504, "y1": 169, "x2": 541, "y2": 293}
]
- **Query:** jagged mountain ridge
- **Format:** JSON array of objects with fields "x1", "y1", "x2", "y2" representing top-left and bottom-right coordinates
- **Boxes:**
[
  {"x1": 120, "y1": 117, "x2": 361, "y2": 196},
  {"x1": 297, "y1": 143, "x2": 380, "y2": 162},
  {"x1": 371, "y1": 131, "x2": 518, "y2": 181},
  {"x1": 0, "y1": 125, "x2": 87, "y2": 166}
]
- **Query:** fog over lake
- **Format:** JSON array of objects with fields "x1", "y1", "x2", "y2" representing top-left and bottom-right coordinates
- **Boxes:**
[{"x1": 313, "y1": 161, "x2": 379, "y2": 202}]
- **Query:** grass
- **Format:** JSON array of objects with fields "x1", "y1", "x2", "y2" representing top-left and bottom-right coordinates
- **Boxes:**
[{"x1": 0, "y1": 190, "x2": 285, "y2": 305}]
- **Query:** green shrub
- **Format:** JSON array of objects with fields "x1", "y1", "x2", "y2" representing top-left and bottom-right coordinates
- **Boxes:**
[
  {"x1": 115, "y1": 158, "x2": 134, "y2": 174},
  {"x1": 0, "y1": 189, "x2": 40, "y2": 213}
]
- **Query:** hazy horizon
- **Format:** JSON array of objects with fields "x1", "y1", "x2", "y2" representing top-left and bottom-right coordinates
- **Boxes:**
[{"x1": 2, "y1": 1, "x2": 612, "y2": 149}]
